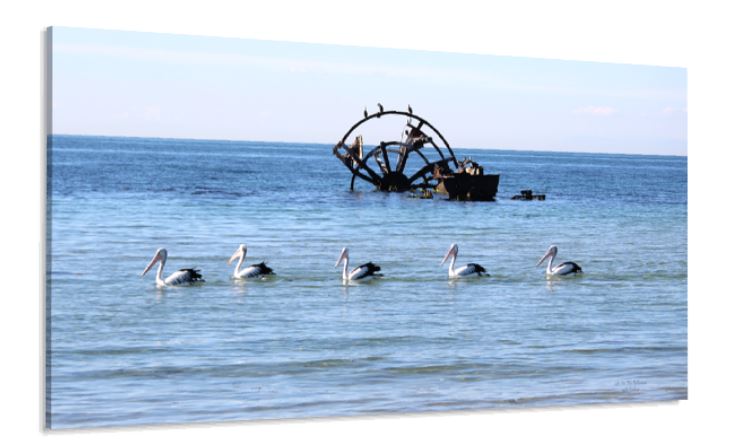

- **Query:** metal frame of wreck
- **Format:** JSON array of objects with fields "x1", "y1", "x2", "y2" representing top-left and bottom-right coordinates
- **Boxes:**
[{"x1": 333, "y1": 109, "x2": 460, "y2": 192}]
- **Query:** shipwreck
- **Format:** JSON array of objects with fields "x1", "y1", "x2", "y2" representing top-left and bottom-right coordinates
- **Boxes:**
[{"x1": 332, "y1": 105, "x2": 500, "y2": 201}]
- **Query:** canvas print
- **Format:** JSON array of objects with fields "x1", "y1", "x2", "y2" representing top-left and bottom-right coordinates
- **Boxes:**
[{"x1": 45, "y1": 27, "x2": 687, "y2": 429}]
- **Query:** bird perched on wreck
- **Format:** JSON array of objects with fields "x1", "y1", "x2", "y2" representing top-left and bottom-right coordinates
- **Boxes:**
[
  {"x1": 377, "y1": 102, "x2": 384, "y2": 115},
  {"x1": 407, "y1": 104, "x2": 413, "y2": 114},
  {"x1": 363, "y1": 107, "x2": 368, "y2": 118}
]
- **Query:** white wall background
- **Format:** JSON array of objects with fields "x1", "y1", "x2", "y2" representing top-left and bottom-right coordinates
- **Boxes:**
[{"x1": 1, "y1": 1, "x2": 736, "y2": 440}]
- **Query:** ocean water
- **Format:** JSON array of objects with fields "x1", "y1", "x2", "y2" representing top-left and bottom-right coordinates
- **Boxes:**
[{"x1": 46, "y1": 135, "x2": 687, "y2": 429}]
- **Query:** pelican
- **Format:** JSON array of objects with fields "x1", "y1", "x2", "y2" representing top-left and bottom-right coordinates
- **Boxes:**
[
  {"x1": 407, "y1": 104, "x2": 413, "y2": 114},
  {"x1": 377, "y1": 102, "x2": 384, "y2": 113},
  {"x1": 441, "y1": 243, "x2": 488, "y2": 278},
  {"x1": 363, "y1": 107, "x2": 369, "y2": 118},
  {"x1": 335, "y1": 247, "x2": 382, "y2": 281},
  {"x1": 537, "y1": 245, "x2": 582, "y2": 276},
  {"x1": 228, "y1": 244, "x2": 274, "y2": 279},
  {"x1": 141, "y1": 248, "x2": 204, "y2": 287}
]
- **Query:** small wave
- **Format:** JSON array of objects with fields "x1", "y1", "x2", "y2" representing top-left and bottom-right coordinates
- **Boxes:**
[
  {"x1": 565, "y1": 345, "x2": 686, "y2": 355},
  {"x1": 302, "y1": 358, "x2": 365, "y2": 368},
  {"x1": 59, "y1": 355, "x2": 387, "y2": 382},
  {"x1": 190, "y1": 189, "x2": 246, "y2": 198},
  {"x1": 386, "y1": 364, "x2": 474, "y2": 375},
  {"x1": 64, "y1": 346, "x2": 170, "y2": 357}
]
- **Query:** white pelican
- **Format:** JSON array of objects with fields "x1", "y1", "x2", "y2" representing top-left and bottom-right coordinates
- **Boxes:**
[
  {"x1": 228, "y1": 244, "x2": 274, "y2": 279},
  {"x1": 441, "y1": 243, "x2": 488, "y2": 278},
  {"x1": 335, "y1": 247, "x2": 382, "y2": 281},
  {"x1": 537, "y1": 245, "x2": 583, "y2": 276},
  {"x1": 141, "y1": 248, "x2": 204, "y2": 287}
]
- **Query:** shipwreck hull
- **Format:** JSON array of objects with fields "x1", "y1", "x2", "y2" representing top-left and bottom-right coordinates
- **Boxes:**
[{"x1": 436, "y1": 173, "x2": 500, "y2": 201}]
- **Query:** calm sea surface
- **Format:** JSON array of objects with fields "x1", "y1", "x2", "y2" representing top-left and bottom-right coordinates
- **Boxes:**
[{"x1": 46, "y1": 135, "x2": 687, "y2": 429}]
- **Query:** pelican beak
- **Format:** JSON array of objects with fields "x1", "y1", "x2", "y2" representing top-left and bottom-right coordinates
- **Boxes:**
[
  {"x1": 228, "y1": 247, "x2": 243, "y2": 265},
  {"x1": 441, "y1": 244, "x2": 456, "y2": 265},
  {"x1": 141, "y1": 252, "x2": 161, "y2": 276},
  {"x1": 335, "y1": 248, "x2": 348, "y2": 267},
  {"x1": 536, "y1": 250, "x2": 552, "y2": 267}
]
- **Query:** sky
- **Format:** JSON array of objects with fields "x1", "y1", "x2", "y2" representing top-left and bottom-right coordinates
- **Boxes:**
[{"x1": 51, "y1": 27, "x2": 687, "y2": 155}]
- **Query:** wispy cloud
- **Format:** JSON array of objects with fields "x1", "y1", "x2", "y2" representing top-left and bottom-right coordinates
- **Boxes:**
[
  {"x1": 52, "y1": 42, "x2": 494, "y2": 85},
  {"x1": 573, "y1": 105, "x2": 617, "y2": 116},
  {"x1": 53, "y1": 42, "x2": 674, "y2": 99},
  {"x1": 661, "y1": 106, "x2": 687, "y2": 115}
]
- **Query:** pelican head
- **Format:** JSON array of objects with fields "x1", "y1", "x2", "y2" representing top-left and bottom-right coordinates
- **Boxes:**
[
  {"x1": 335, "y1": 247, "x2": 349, "y2": 267},
  {"x1": 441, "y1": 243, "x2": 459, "y2": 265},
  {"x1": 142, "y1": 248, "x2": 167, "y2": 276},
  {"x1": 229, "y1": 244, "x2": 247, "y2": 264},
  {"x1": 536, "y1": 245, "x2": 558, "y2": 267}
]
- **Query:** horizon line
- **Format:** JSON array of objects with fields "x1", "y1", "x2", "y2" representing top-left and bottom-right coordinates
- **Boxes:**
[{"x1": 49, "y1": 132, "x2": 687, "y2": 158}]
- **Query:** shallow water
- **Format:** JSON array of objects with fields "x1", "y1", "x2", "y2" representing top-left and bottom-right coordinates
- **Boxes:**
[{"x1": 46, "y1": 135, "x2": 687, "y2": 428}]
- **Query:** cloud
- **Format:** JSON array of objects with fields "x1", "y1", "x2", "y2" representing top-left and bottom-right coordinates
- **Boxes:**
[
  {"x1": 52, "y1": 42, "x2": 493, "y2": 85},
  {"x1": 143, "y1": 105, "x2": 161, "y2": 121},
  {"x1": 53, "y1": 42, "x2": 655, "y2": 98},
  {"x1": 661, "y1": 106, "x2": 687, "y2": 115},
  {"x1": 573, "y1": 105, "x2": 617, "y2": 116}
]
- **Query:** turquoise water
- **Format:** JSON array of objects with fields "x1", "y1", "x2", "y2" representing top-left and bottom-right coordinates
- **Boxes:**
[{"x1": 46, "y1": 135, "x2": 687, "y2": 429}]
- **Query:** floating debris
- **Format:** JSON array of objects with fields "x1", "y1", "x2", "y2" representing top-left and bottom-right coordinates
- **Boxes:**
[
  {"x1": 512, "y1": 189, "x2": 546, "y2": 201},
  {"x1": 409, "y1": 189, "x2": 434, "y2": 199}
]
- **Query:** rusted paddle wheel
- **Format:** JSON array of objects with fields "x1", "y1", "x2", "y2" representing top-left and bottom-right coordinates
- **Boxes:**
[
  {"x1": 333, "y1": 105, "x2": 500, "y2": 200},
  {"x1": 333, "y1": 106, "x2": 459, "y2": 192}
]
